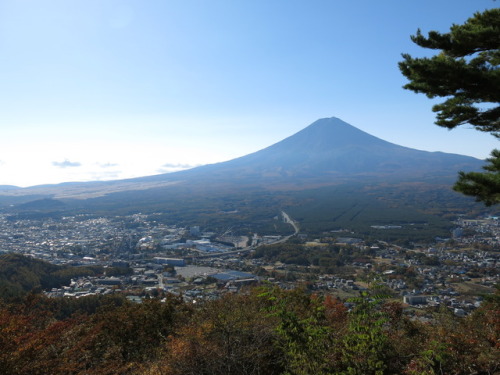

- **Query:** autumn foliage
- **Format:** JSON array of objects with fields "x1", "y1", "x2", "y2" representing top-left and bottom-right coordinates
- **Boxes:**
[{"x1": 0, "y1": 284, "x2": 498, "y2": 375}]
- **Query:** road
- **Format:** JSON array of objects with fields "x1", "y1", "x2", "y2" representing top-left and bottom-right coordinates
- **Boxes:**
[{"x1": 281, "y1": 210, "x2": 299, "y2": 235}]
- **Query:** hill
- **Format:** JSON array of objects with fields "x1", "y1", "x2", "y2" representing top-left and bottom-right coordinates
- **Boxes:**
[{"x1": 0, "y1": 253, "x2": 132, "y2": 302}]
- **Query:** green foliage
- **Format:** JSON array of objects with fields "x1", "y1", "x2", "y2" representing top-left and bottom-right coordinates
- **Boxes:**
[
  {"x1": 340, "y1": 289, "x2": 389, "y2": 375},
  {"x1": 405, "y1": 339, "x2": 450, "y2": 375},
  {"x1": 253, "y1": 240, "x2": 375, "y2": 273},
  {"x1": 454, "y1": 149, "x2": 500, "y2": 205},
  {"x1": 105, "y1": 266, "x2": 134, "y2": 277},
  {"x1": 399, "y1": 9, "x2": 499, "y2": 133},
  {"x1": 285, "y1": 184, "x2": 474, "y2": 242},
  {"x1": 253, "y1": 242, "x2": 315, "y2": 267},
  {"x1": 399, "y1": 9, "x2": 500, "y2": 205},
  {"x1": 260, "y1": 287, "x2": 333, "y2": 375},
  {"x1": 68, "y1": 187, "x2": 295, "y2": 236}
]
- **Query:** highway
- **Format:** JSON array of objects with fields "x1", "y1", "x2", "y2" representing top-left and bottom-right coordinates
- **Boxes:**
[{"x1": 281, "y1": 210, "x2": 299, "y2": 235}]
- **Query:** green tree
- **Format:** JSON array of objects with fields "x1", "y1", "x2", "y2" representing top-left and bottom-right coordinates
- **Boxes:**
[
  {"x1": 454, "y1": 148, "x2": 500, "y2": 205},
  {"x1": 264, "y1": 288, "x2": 332, "y2": 375},
  {"x1": 340, "y1": 290, "x2": 389, "y2": 375},
  {"x1": 399, "y1": 8, "x2": 500, "y2": 205}
]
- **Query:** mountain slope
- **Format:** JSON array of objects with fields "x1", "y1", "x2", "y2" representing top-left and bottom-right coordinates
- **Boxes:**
[{"x1": 137, "y1": 117, "x2": 483, "y2": 186}]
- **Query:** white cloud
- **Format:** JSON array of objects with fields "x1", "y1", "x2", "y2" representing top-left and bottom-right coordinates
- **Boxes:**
[
  {"x1": 97, "y1": 162, "x2": 119, "y2": 168},
  {"x1": 162, "y1": 162, "x2": 199, "y2": 169},
  {"x1": 52, "y1": 159, "x2": 82, "y2": 168},
  {"x1": 156, "y1": 162, "x2": 200, "y2": 174}
]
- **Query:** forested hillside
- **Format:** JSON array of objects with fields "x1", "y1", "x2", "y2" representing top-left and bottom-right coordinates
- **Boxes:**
[{"x1": 0, "y1": 253, "x2": 131, "y2": 302}]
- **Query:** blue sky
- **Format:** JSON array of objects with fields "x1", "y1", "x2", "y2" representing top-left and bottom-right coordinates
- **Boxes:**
[{"x1": 0, "y1": 0, "x2": 497, "y2": 187}]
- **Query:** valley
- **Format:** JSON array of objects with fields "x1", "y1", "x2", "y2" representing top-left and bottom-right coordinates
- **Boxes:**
[{"x1": 1, "y1": 208, "x2": 498, "y2": 312}]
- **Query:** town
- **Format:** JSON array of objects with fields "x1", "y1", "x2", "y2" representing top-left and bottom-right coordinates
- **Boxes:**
[{"x1": 0, "y1": 211, "x2": 498, "y2": 317}]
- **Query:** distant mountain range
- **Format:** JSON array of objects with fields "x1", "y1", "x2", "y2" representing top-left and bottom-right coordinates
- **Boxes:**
[{"x1": 0, "y1": 117, "x2": 490, "y2": 240}]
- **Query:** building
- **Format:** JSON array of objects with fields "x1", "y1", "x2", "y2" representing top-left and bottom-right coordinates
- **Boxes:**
[
  {"x1": 190, "y1": 226, "x2": 201, "y2": 236},
  {"x1": 153, "y1": 257, "x2": 185, "y2": 267},
  {"x1": 403, "y1": 295, "x2": 428, "y2": 305}
]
